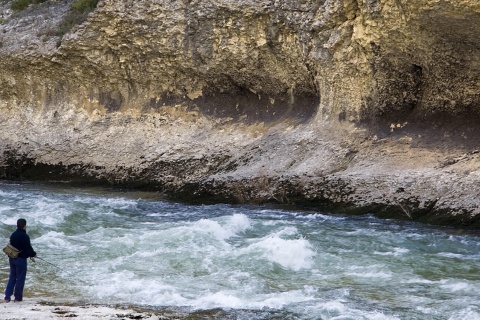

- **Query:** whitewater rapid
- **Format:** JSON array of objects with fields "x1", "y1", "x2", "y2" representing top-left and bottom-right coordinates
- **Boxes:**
[{"x1": 1, "y1": 182, "x2": 479, "y2": 320}]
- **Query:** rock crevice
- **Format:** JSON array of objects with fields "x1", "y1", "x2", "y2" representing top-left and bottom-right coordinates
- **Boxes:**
[{"x1": 1, "y1": 0, "x2": 480, "y2": 226}]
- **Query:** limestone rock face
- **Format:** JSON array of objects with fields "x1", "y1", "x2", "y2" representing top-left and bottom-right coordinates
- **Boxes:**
[{"x1": 1, "y1": 0, "x2": 480, "y2": 226}]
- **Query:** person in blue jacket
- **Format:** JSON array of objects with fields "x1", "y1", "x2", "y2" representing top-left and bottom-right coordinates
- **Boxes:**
[{"x1": 4, "y1": 218, "x2": 37, "y2": 302}]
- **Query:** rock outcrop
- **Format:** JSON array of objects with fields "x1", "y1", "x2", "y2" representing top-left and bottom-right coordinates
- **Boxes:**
[{"x1": 1, "y1": 0, "x2": 480, "y2": 226}]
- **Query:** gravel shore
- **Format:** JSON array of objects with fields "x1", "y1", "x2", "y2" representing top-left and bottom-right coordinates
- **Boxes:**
[{"x1": 0, "y1": 300, "x2": 162, "y2": 320}]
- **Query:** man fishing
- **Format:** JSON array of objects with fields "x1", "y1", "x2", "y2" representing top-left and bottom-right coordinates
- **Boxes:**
[{"x1": 4, "y1": 218, "x2": 37, "y2": 302}]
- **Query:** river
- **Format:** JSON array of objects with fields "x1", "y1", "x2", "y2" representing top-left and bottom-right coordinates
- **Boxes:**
[{"x1": 0, "y1": 181, "x2": 479, "y2": 319}]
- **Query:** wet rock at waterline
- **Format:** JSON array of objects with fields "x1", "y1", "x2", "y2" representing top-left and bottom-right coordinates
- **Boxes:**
[{"x1": 1, "y1": 0, "x2": 480, "y2": 226}]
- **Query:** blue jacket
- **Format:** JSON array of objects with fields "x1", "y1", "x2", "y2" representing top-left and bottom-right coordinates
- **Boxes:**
[{"x1": 10, "y1": 229, "x2": 36, "y2": 259}]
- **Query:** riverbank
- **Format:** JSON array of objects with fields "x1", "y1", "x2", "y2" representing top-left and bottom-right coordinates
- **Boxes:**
[
  {"x1": 1, "y1": 0, "x2": 480, "y2": 227},
  {"x1": 1, "y1": 301, "x2": 158, "y2": 320},
  {"x1": 0, "y1": 300, "x2": 240, "y2": 320},
  {"x1": 0, "y1": 300, "x2": 294, "y2": 319}
]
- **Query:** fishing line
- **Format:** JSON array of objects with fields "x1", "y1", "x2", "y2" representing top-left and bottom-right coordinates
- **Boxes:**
[{"x1": 32, "y1": 257, "x2": 61, "y2": 269}]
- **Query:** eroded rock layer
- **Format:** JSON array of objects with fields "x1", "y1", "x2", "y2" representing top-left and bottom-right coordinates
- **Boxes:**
[{"x1": 1, "y1": 0, "x2": 480, "y2": 226}]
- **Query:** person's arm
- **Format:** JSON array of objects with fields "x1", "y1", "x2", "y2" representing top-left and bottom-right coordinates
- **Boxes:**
[{"x1": 25, "y1": 234, "x2": 37, "y2": 258}]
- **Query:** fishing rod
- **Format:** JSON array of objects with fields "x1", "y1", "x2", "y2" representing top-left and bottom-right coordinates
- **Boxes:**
[{"x1": 31, "y1": 256, "x2": 61, "y2": 269}]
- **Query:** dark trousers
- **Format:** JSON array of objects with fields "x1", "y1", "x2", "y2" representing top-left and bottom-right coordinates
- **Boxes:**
[{"x1": 4, "y1": 257, "x2": 28, "y2": 301}]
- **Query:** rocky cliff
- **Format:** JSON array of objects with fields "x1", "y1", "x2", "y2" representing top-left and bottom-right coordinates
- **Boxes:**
[{"x1": 1, "y1": 0, "x2": 480, "y2": 226}]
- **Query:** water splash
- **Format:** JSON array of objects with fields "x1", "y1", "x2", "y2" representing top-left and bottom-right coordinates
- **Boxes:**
[{"x1": 1, "y1": 182, "x2": 480, "y2": 320}]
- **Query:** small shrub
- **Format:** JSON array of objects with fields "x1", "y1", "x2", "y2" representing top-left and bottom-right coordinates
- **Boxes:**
[
  {"x1": 71, "y1": 0, "x2": 99, "y2": 13},
  {"x1": 11, "y1": 0, "x2": 47, "y2": 11},
  {"x1": 55, "y1": 0, "x2": 100, "y2": 40},
  {"x1": 11, "y1": 0, "x2": 31, "y2": 10}
]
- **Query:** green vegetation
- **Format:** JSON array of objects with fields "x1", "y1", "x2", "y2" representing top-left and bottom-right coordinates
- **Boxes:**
[
  {"x1": 9, "y1": 0, "x2": 100, "y2": 46},
  {"x1": 56, "y1": 0, "x2": 99, "y2": 38},
  {"x1": 70, "y1": 0, "x2": 99, "y2": 13},
  {"x1": 11, "y1": 0, "x2": 47, "y2": 11},
  {"x1": 10, "y1": 0, "x2": 98, "y2": 12}
]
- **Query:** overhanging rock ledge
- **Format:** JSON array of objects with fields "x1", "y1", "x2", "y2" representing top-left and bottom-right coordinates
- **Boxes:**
[{"x1": 1, "y1": 0, "x2": 480, "y2": 226}]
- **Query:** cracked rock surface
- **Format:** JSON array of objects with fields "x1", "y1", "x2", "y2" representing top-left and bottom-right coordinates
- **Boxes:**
[{"x1": 1, "y1": 0, "x2": 480, "y2": 226}]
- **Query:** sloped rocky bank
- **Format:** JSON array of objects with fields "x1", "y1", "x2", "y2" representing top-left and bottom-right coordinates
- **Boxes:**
[{"x1": 1, "y1": 0, "x2": 480, "y2": 226}]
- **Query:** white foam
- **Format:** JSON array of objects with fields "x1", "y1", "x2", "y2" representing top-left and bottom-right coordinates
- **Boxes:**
[
  {"x1": 440, "y1": 280, "x2": 477, "y2": 293},
  {"x1": 346, "y1": 265, "x2": 393, "y2": 279},
  {"x1": 405, "y1": 277, "x2": 437, "y2": 284},
  {"x1": 0, "y1": 205, "x2": 15, "y2": 214},
  {"x1": 0, "y1": 189, "x2": 21, "y2": 198},
  {"x1": 192, "y1": 291, "x2": 244, "y2": 309},
  {"x1": 448, "y1": 307, "x2": 480, "y2": 320},
  {"x1": 437, "y1": 252, "x2": 467, "y2": 259},
  {"x1": 73, "y1": 195, "x2": 137, "y2": 208},
  {"x1": 272, "y1": 226, "x2": 298, "y2": 237},
  {"x1": 85, "y1": 280, "x2": 317, "y2": 311},
  {"x1": 1, "y1": 215, "x2": 19, "y2": 226},
  {"x1": 246, "y1": 234, "x2": 315, "y2": 271},
  {"x1": 224, "y1": 213, "x2": 251, "y2": 235},
  {"x1": 71, "y1": 196, "x2": 137, "y2": 218},
  {"x1": 346, "y1": 271, "x2": 393, "y2": 279},
  {"x1": 4, "y1": 183, "x2": 480, "y2": 319},
  {"x1": 322, "y1": 299, "x2": 348, "y2": 314},
  {"x1": 365, "y1": 312, "x2": 402, "y2": 320},
  {"x1": 80, "y1": 227, "x2": 138, "y2": 252},
  {"x1": 304, "y1": 299, "x2": 401, "y2": 320},
  {"x1": 101, "y1": 197, "x2": 138, "y2": 209},
  {"x1": 35, "y1": 231, "x2": 69, "y2": 247},
  {"x1": 292, "y1": 212, "x2": 347, "y2": 222},
  {"x1": 18, "y1": 197, "x2": 71, "y2": 226},
  {"x1": 82, "y1": 270, "x2": 192, "y2": 306},
  {"x1": 374, "y1": 247, "x2": 409, "y2": 256},
  {"x1": 171, "y1": 214, "x2": 252, "y2": 242},
  {"x1": 195, "y1": 219, "x2": 233, "y2": 240},
  {"x1": 189, "y1": 287, "x2": 317, "y2": 310}
]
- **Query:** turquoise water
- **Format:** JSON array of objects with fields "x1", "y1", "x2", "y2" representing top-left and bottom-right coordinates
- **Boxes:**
[{"x1": 0, "y1": 181, "x2": 479, "y2": 319}]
